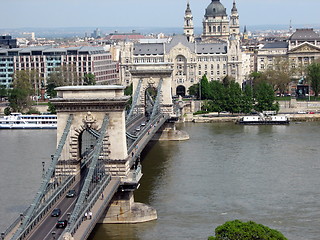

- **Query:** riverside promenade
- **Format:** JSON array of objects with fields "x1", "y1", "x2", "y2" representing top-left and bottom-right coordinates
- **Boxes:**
[{"x1": 187, "y1": 113, "x2": 320, "y2": 123}]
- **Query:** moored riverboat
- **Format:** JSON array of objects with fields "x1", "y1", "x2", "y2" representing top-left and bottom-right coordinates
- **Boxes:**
[
  {"x1": 0, "y1": 113, "x2": 57, "y2": 129},
  {"x1": 238, "y1": 113, "x2": 289, "y2": 125}
]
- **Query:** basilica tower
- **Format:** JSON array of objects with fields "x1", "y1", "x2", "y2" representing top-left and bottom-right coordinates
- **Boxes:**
[
  {"x1": 229, "y1": 0, "x2": 240, "y2": 37},
  {"x1": 202, "y1": 0, "x2": 230, "y2": 42},
  {"x1": 184, "y1": 1, "x2": 194, "y2": 42}
]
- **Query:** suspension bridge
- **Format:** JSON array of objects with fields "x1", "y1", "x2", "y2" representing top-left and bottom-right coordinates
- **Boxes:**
[{"x1": 1, "y1": 67, "x2": 186, "y2": 240}]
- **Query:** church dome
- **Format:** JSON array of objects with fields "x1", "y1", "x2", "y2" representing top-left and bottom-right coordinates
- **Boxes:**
[{"x1": 205, "y1": 0, "x2": 227, "y2": 17}]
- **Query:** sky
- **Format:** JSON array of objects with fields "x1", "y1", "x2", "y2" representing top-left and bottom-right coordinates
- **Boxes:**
[{"x1": 1, "y1": 0, "x2": 320, "y2": 29}]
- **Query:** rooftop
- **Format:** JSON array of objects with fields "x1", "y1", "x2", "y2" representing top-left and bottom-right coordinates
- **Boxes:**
[{"x1": 289, "y1": 28, "x2": 320, "y2": 41}]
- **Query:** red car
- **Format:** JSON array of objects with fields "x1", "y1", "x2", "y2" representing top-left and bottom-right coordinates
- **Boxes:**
[{"x1": 308, "y1": 112, "x2": 315, "y2": 114}]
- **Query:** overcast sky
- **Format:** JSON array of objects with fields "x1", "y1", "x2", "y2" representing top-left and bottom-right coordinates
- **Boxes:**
[{"x1": 1, "y1": 0, "x2": 319, "y2": 29}]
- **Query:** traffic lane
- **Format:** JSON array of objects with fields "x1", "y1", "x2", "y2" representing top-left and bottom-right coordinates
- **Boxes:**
[
  {"x1": 27, "y1": 195, "x2": 78, "y2": 240},
  {"x1": 127, "y1": 117, "x2": 148, "y2": 134},
  {"x1": 27, "y1": 183, "x2": 81, "y2": 240}
]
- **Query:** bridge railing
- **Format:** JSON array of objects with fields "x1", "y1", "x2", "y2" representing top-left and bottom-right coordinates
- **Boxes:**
[
  {"x1": 1, "y1": 206, "x2": 30, "y2": 239},
  {"x1": 59, "y1": 176, "x2": 120, "y2": 240},
  {"x1": 127, "y1": 113, "x2": 169, "y2": 155},
  {"x1": 10, "y1": 175, "x2": 76, "y2": 240}
]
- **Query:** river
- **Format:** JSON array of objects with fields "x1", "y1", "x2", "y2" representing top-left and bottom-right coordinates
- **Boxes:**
[{"x1": 1, "y1": 122, "x2": 320, "y2": 240}]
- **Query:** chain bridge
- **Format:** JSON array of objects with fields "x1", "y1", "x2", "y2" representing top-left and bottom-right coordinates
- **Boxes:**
[{"x1": 1, "y1": 67, "x2": 188, "y2": 240}]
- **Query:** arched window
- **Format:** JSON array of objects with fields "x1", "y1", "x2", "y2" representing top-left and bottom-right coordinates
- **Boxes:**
[{"x1": 176, "y1": 85, "x2": 186, "y2": 97}]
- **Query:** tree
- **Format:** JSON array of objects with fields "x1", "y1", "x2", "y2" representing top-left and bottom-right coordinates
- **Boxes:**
[
  {"x1": 208, "y1": 220, "x2": 287, "y2": 240},
  {"x1": 46, "y1": 64, "x2": 81, "y2": 98},
  {"x1": 206, "y1": 80, "x2": 225, "y2": 113},
  {"x1": 200, "y1": 74, "x2": 210, "y2": 100},
  {"x1": 47, "y1": 101, "x2": 56, "y2": 114},
  {"x1": 8, "y1": 70, "x2": 33, "y2": 113},
  {"x1": 306, "y1": 62, "x2": 320, "y2": 97},
  {"x1": 254, "y1": 81, "x2": 279, "y2": 112},
  {"x1": 224, "y1": 80, "x2": 242, "y2": 114},
  {"x1": 0, "y1": 85, "x2": 8, "y2": 100},
  {"x1": 124, "y1": 83, "x2": 133, "y2": 96},
  {"x1": 188, "y1": 83, "x2": 200, "y2": 99},
  {"x1": 83, "y1": 73, "x2": 96, "y2": 85},
  {"x1": 241, "y1": 84, "x2": 254, "y2": 114}
]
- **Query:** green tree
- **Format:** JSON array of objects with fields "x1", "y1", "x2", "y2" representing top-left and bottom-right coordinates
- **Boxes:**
[
  {"x1": 0, "y1": 85, "x2": 8, "y2": 100},
  {"x1": 207, "y1": 80, "x2": 225, "y2": 114},
  {"x1": 222, "y1": 75, "x2": 234, "y2": 88},
  {"x1": 4, "y1": 107, "x2": 11, "y2": 115},
  {"x1": 8, "y1": 71, "x2": 33, "y2": 112},
  {"x1": 46, "y1": 64, "x2": 80, "y2": 98},
  {"x1": 47, "y1": 101, "x2": 56, "y2": 114},
  {"x1": 241, "y1": 84, "x2": 254, "y2": 114},
  {"x1": 124, "y1": 84, "x2": 133, "y2": 110},
  {"x1": 254, "y1": 81, "x2": 279, "y2": 112},
  {"x1": 200, "y1": 75, "x2": 210, "y2": 100},
  {"x1": 224, "y1": 80, "x2": 242, "y2": 114},
  {"x1": 188, "y1": 83, "x2": 200, "y2": 99},
  {"x1": 124, "y1": 83, "x2": 133, "y2": 96},
  {"x1": 83, "y1": 73, "x2": 96, "y2": 85},
  {"x1": 306, "y1": 62, "x2": 320, "y2": 97},
  {"x1": 208, "y1": 220, "x2": 287, "y2": 240}
]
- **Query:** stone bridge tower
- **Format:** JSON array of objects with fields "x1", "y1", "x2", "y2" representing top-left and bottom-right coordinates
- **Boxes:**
[
  {"x1": 51, "y1": 85, "x2": 130, "y2": 174},
  {"x1": 130, "y1": 63, "x2": 174, "y2": 116}
]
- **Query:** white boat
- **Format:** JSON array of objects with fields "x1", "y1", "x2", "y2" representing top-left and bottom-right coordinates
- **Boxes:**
[
  {"x1": 238, "y1": 113, "x2": 289, "y2": 125},
  {"x1": 0, "y1": 113, "x2": 57, "y2": 129}
]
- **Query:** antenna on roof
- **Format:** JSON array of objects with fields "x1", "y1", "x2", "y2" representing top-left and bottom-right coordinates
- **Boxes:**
[{"x1": 289, "y1": 20, "x2": 293, "y2": 33}]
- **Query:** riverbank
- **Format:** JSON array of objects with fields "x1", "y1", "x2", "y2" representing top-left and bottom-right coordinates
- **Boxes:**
[{"x1": 184, "y1": 113, "x2": 320, "y2": 123}]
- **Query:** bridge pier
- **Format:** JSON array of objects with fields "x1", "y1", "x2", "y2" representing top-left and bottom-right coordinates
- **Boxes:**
[
  {"x1": 100, "y1": 191, "x2": 157, "y2": 223},
  {"x1": 153, "y1": 122, "x2": 190, "y2": 141}
]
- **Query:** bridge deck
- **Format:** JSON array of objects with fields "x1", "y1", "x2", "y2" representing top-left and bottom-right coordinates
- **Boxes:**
[{"x1": 70, "y1": 178, "x2": 120, "y2": 240}]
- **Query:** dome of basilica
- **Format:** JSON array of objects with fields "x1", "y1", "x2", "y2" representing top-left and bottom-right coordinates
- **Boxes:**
[{"x1": 205, "y1": 0, "x2": 227, "y2": 17}]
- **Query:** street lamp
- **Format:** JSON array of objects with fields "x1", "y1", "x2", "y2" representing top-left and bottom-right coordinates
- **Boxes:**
[
  {"x1": 42, "y1": 161, "x2": 45, "y2": 178},
  {"x1": 51, "y1": 231, "x2": 56, "y2": 240},
  {"x1": 20, "y1": 213, "x2": 24, "y2": 225}
]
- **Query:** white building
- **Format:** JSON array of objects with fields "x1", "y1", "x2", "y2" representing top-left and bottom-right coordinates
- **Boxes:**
[{"x1": 119, "y1": 0, "x2": 245, "y2": 96}]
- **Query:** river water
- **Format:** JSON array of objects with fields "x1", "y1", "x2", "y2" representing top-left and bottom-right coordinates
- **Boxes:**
[{"x1": 1, "y1": 122, "x2": 320, "y2": 240}]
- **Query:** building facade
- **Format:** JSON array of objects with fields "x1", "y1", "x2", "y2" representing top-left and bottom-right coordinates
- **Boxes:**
[
  {"x1": 119, "y1": 0, "x2": 244, "y2": 96},
  {"x1": 0, "y1": 36, "x2": 17, "y2": 49},
  {"x1": 255, "y1": 28, "x2": 320, "y2": 76},
  {"x1": 0, "y1": 46, "x2": 118, "y2": 90}
]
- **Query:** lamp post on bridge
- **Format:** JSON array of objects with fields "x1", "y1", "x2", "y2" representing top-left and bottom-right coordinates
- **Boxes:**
[
  {"x1": 19, "y1": 213, "x2": 24, "y2": 225},
  {"x1": 42, "y1": 161, "x2": 45, "y2": 178},
  {"x1": 51, "y1": 231, "x2": 56, "y2": 240}
]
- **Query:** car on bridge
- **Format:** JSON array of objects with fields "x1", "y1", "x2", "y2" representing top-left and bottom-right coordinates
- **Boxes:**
[
  {"x1": 51, "y1": 208, "x2": 61, "y2": 217},
  {"x1": 66, "y1": 189, "x2": 76, "y2": 198},
  {"x1": 56, "y1": 219, "x2": 68, "y2": 228}
]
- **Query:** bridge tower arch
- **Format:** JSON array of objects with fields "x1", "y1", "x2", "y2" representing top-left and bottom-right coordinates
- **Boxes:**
[{"x1": 130, "y1": 64, "x2": 174, "y2": 116}]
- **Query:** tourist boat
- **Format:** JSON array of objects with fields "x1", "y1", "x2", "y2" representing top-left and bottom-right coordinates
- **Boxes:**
[
  {"x1": 0, "y1": 113, "x2": 57, "y2": 129},
  {"x1": 238, "y1": 113, "x2": 289, "y2": 125}
]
